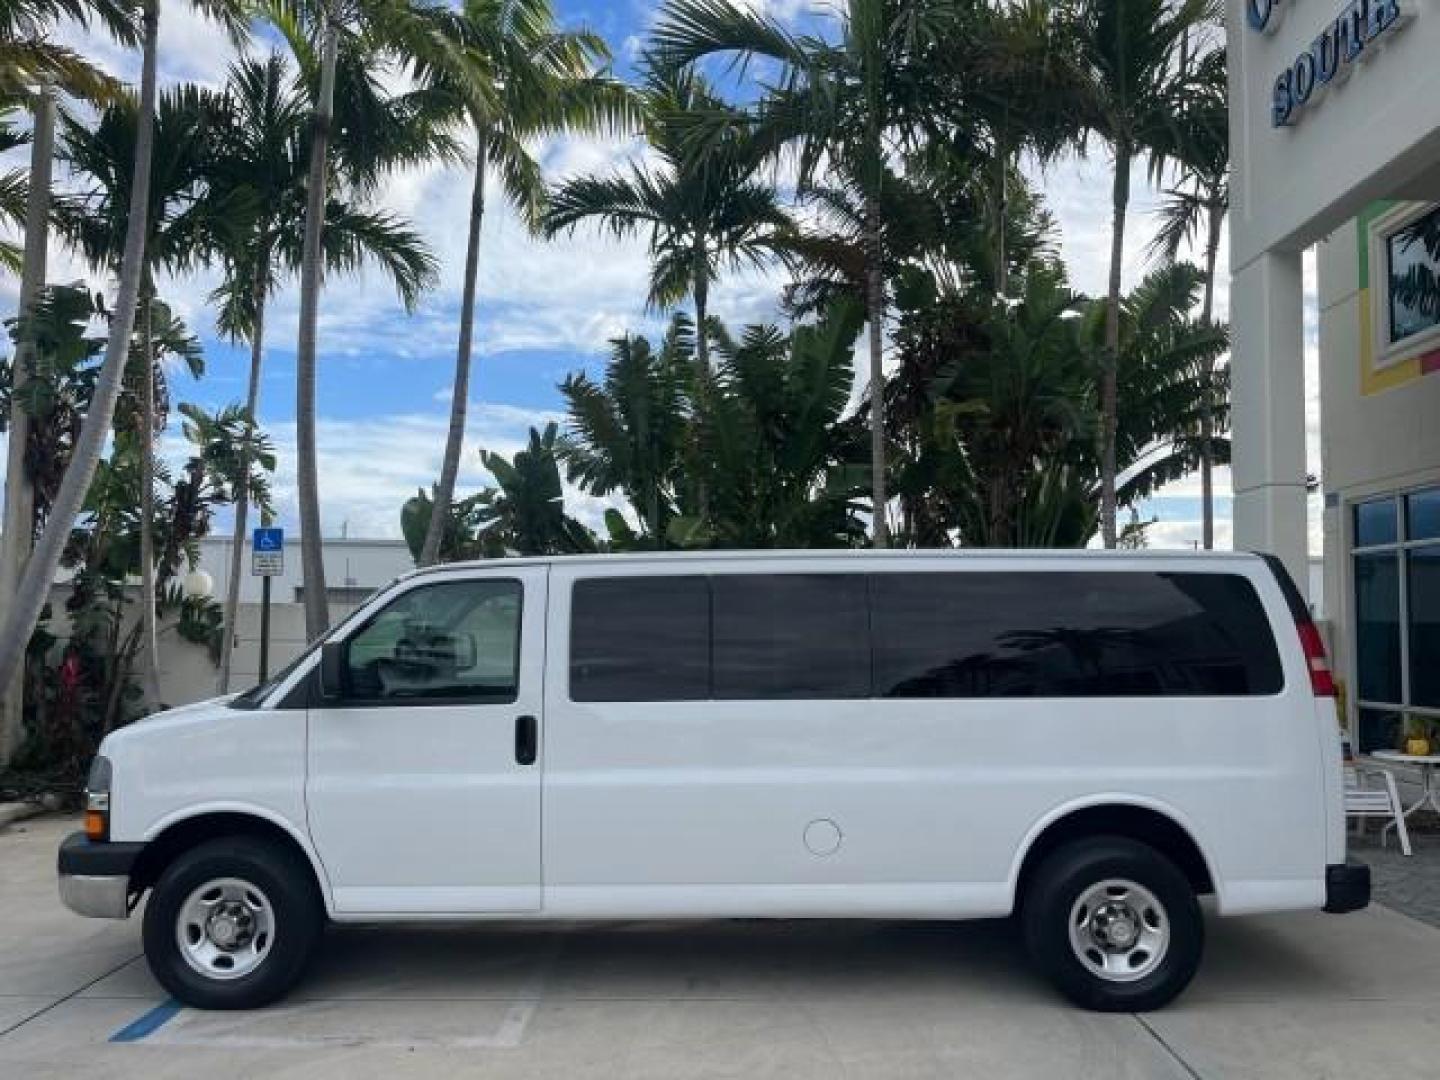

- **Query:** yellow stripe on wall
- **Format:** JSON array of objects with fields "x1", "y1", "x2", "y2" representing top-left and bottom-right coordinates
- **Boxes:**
[{"x1": 1359, "y1": 287, "x2": 1423, "y2": 395}]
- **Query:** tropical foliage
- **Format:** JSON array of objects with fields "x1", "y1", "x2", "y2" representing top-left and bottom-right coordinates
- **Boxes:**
[
  {"x1": 1, "y1": 286, "x2": 272, "y2": 784},
  {"x1": 1, "y1": 0, "x2": 1238, "y2": 779}
]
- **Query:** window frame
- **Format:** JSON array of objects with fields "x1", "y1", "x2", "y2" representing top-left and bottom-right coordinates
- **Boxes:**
[
  {"x1": 330, "y1": 576, "x2": 526, "y2": 709},
  {"x1": 1368, "y1": 201, "x2": 1440, "y2": 372},
  {"x1": 1350, "y1": 485, "x2": 1440, "y2": 743}
]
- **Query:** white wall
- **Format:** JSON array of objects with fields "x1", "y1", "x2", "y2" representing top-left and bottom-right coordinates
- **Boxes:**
[
  {"x1": 1316, "y1": 213, "x2": 1440, "y2": 709},
  {"x1": 195, "y1": 536, "x2": 414, "y2": 605},
  {"x1": 1317, "y1": 221, "x2": 1440, "y2": 500}
]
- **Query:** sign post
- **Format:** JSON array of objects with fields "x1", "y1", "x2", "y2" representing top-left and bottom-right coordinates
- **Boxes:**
[{"x1": 252, "y1": 527, "x2": 284, "y2": 682}]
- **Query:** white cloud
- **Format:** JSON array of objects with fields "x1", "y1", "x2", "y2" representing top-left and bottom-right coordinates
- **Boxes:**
[{"x1": 160, "y1": 398, "x2": 609, "y2": 542}]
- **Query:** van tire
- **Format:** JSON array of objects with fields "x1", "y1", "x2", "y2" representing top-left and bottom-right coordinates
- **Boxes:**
[
  {"x1": 141, "y1": 836, "x2": 323, "y2": 1009},
  {"x1": 1021, "y1": 836, "x2": 1202, "y2": 1012}
]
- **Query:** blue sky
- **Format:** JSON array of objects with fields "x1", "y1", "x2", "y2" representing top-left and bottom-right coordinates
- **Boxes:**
[{"x1": 0, "y1": 1, "x2": 1325, "y2": 549}]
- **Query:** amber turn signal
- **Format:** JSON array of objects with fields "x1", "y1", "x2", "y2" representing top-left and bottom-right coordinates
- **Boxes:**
[{"x1": 84, "y1": 810, "x2": 107, "y2": 840}]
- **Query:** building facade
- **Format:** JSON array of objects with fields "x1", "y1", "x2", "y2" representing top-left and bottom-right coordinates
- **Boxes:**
[
  {"x1": 1228, "y1": 0, "x2": 1440, "y2": 751},
  {"x1": 1317, "y1": 206, "x2": 1440, "y2": 750}
]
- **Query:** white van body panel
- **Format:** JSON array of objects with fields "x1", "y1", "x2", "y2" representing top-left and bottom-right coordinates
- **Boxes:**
[
  {"x1": 305, "y1": 565, "x2": 549, "y2": 916},
  {"x1": 541, "y1": 553, "x2": 1329, "y2": 920},
  {"x1": 101, "y1": 698, "x2": 333, "y2": 906},
  {"x1": 93, "y1": 550, "x2": 1341, "y2": 924}
]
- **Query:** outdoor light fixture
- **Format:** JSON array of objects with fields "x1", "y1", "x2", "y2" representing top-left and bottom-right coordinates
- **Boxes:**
[{"x1": 183, "y1": 569, "x2": 214, "y2": 600}]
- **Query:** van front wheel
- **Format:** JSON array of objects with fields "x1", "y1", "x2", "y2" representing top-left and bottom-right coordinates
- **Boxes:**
[
  {"x1": 1022, "y1": 836, "x2": 1202, "y2": 1012},
  {"x1": 142, "y1": 836, "x2": 322, "y2": 1009}
]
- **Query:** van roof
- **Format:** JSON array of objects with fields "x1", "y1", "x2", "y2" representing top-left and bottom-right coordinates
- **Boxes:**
[{"x1": 400, "y1": 548, "x2": 1267, "y2": 581}]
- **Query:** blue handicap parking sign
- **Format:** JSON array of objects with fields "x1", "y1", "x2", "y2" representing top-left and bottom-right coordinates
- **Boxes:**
[{"x1": 253, "y1": 527, "x2": 284, "y2": 552}]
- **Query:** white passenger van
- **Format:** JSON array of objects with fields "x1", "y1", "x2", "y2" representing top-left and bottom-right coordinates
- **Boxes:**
[{"x1": 59, "y1": 550, "x2": 1368, "y2": 1012}]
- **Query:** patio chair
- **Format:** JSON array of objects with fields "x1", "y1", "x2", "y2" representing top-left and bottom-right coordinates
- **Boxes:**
[{"x1": 1345, "y1": 764, "x2": 1412, "y2": 856}]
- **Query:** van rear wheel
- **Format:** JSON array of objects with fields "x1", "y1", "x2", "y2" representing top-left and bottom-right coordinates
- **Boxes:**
[
  {"x1": 142, "y1": 836, "x2": 322, "y2": 1009},
  {"x1": 1022, "y1": 836, "x2": 1202, "y2": 1012}
]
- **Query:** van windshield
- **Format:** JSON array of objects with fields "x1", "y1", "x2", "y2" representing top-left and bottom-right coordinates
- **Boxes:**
[{"x1": 228, "y1": 647, "x2": 316, "y2": 710}]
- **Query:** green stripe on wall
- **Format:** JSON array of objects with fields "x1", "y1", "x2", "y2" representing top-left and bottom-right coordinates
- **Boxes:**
[{"x1": 1357, "y1": 200, "x2": 1396, "y2": 289}]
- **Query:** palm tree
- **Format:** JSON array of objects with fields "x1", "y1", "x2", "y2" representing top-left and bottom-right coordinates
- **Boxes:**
[
  {"x1": 1148, "y1": 43, "x2": 1228, "y2": 549},
  {"x1": 960, "y1": 0, "x2": 1086, "y2": 297},
  {"x1": 206, "y1": 52, "x2": 439, "y2": 690},
  {"x1": 1099, "y1": 261, "x2": 1231, "y2": 514},
  {"x1": 1069, "y1": 0, "x2": 1209, "y2": 547},
  {"x1": 414, "y1": 0, "x2": 639, "y2": 568},
  {"x1": 178, "y1": 402, "x2": 278, "y2": 555},
  {"x1": 280, "y1": 0, "x2": 473, "y2": 640},
  {"x1": 652, "y1": 0, "x2": 960, "y2": 548},
  {"x1": 0, "y1": 105, "x2": 29, "y2": 274},
  {"x1": 0, "y1": 0, "x2": 133, "y2": 103},
  {"x1": 542, "y1": 62, "x2": 789, "y2": 377},
  {"x1": 0, "y1": 0, "x2": 250, "y2": 699},
  {"x1": 3, "y1": 0, "x2": 138, "y2": 751},
  {"x1": 55, "y1": 84, "x2": 223, "y2": 704}
]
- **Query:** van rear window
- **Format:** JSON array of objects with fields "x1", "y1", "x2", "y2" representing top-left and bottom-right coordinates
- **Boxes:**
[
  {"x1": 870, "y1": 572, "x2": 1282, "y2": 698},
  {"x1": 569, "y1": 570, "x2": 1283, "y2": 702}
]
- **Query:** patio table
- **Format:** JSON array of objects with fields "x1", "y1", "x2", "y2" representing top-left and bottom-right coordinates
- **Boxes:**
[{"x1": 1372, "y1": 750, "x2": 1440, "y2": 841}]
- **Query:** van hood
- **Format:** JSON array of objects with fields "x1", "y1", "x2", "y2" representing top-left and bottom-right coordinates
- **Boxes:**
[
  {"x1": 140, "y1": 694, "x2": 238, "y2": 723},
  {"x1": 101, "y1": 695, "x2": 239, "y2": 755}
]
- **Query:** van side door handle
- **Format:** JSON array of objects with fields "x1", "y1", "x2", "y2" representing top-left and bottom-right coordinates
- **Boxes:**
[{"x1": 515, "y1": 715, "x2": 537, "y2": 766}]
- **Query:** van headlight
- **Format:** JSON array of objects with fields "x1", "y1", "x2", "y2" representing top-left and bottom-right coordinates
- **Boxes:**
[{"x1": 85, "y1": 755, "x2": 111, "y2": 841}]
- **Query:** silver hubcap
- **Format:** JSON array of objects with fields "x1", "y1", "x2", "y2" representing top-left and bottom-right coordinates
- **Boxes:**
[
  {"x1": 176, "y1": 877, "x2": 275, "y2": 981},
  {"x1": 1068, "y1": 878, "x2": 1169, "y2": 983}
]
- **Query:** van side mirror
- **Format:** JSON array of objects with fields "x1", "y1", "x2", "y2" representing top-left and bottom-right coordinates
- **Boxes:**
[
  {"x1": 451, "y1": 631, "x2": 477, "y2": 670},
  {"x1": 319, "y1": 641, "x2": 348, "y2": 700}
]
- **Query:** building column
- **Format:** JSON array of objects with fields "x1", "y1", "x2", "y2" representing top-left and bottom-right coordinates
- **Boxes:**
[{"x1": 1231, "y1": 248, "x2": 1310, "y2": 596}]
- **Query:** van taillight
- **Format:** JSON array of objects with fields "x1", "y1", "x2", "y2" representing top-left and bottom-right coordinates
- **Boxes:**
[{"x1": 1296, "y1": 620, "x2": 1336, "y2": 697}]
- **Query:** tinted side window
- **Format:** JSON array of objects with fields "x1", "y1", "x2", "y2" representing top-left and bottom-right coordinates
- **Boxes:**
[
  {"x1": 871, "y1": 572, "x2": 1282, "y2": 698},
  {"x1": 571, "y1": 577, "x2": 710, "y2": 702},
  {"x1": 712, "y1": 574, "x2": 870, "y2": 700}
]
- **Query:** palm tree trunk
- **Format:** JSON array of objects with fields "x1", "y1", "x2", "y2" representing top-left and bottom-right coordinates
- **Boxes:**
[
  {"x1": 865, "y1": 197, "x2": 888, "y2": 549},
  {"x1": 0, "y1": 0, "x2": 159, "y2": 696},
  {"x1": 138, "y1": 289, "x2": 162, "y2": 707},
  {"x1": 693, "y1": 249, "x2": 710, "y2": 374},
  {"x1": 295, "y1": 8, "x2": 339, "y2": 641},
  {"x1": 994, "y1": 135, "x2": 1009, "y2": 297},
  {"x1": 691, "y1": 247, "x2": 711, "y2": 536},
  {"x1": 420, "y1": 136, "x2": 487, "y2": 569},
  {"x1": 217, "y1": 251, "x2": 269, "y2": 692},
  {"x1": 1100, "y1": 141, "x2": 1131, "y2": 549},
  {"x1": 1199, "y1": 198, "x2": 1222, "y2": 551},
  {"x1": 0, "y1": 82, "x2": 54, "y2": 764}
]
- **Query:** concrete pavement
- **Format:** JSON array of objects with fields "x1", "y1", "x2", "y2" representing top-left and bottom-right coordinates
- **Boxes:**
[{"x1": 6, "y1": 814, "x2": 1440, "y2": 1079}]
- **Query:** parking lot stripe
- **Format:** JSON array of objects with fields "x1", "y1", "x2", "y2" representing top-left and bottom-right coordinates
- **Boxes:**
[
  {"x1": 0, "y1": 953, "x2": 144, "y2": 1042},
  {"x1": 110, "y1": 999, "x2": 182, "y2": 1043}
]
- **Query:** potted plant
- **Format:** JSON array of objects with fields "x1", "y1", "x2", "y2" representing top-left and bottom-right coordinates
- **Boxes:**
[{"x1": 1403, "y1": 715, "x2": 1434, "y2": 758}]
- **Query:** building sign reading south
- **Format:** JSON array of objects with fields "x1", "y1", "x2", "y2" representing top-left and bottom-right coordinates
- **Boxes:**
[{"x1": 1255, "y1": 0, "x2": 1408, "y2": 127}]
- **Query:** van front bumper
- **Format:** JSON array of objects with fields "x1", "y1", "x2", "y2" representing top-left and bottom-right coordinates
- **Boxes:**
[
  {"x1": 57, "y1": 832, "x2": 144, "y2": 919},
  {"x1": 1324, "y1": 862, "x2": 1371, "y2": 914}
]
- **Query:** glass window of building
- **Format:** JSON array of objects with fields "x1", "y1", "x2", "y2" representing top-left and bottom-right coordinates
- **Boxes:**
[
  {"x1": 1387, "y1": 206, "x2": 1440, "y2": 344},
  {"x1": 1353, "y1": 486, "x2": 1440, "y2": 750}
]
